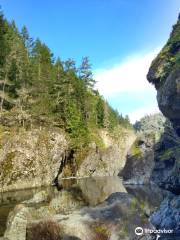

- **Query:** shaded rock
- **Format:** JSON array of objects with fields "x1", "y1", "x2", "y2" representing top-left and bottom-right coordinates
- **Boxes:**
[
  {"x1": 151, "y1": 124, "x2": 180, "y2": 194},
  {"x1": 147, "y1": 16, "x2": 180, "y2": 137},
  {"x1": 26, "y1": 191, "x2": 153, "y2": 240},
  {"x1": 120, "y1": 137, "x2": 155, "y2": 184},
  {"x1": 147, "y1": 15, "x2": 180, "y2": 195},
  {"x1": 105, "y1": 192, "x2": 132, "y2": 205},
  {"x1": 62, "y1": 236, "x2": 81, "y2": 240},
  {"x1": 121, "y1": 113, "x2": 168, "y2": 185},
  {"x1": 125, "y1": 184, "x2": 171, "y2": 217},
  {"x1": 150, "y1": 195, "x2": 180, "y2": 235},
  {"x1": 3, "y1": 178, "x2": 162, "y2": 240}
]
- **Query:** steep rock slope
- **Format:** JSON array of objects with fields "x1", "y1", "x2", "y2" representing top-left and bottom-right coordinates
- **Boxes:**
[
  {"x1": 147, "y1": 15, "x2": 180, "y2": 194},
  {"x1": 0, "y1": 123, "x2": 135, "y2": 192},
  {"x1": 120, "y1": 113, "x2": 166, "y2": 184},
  {"x1": 77, "y1": 129, "x2": 136, "y2": 177},
  {"x1": 146, "y1": 14, "x2": 180, "y2": 236},
  {"x1": 0, "y1": 127, "x2": 68, "y2": 192},
  {"x1": 147, "y1": 14, "x2": 180, "y2": 136}
]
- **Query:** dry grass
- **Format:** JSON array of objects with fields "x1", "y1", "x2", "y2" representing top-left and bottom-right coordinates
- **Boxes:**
[
  {"x1": 26, "y1": 219, "x2": 63, "y2": 240},
  {"x1": 91, "y1": 223, "x2": 111, "y2": 240}
]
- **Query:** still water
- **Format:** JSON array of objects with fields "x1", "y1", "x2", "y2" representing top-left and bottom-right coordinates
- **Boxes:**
[{"x1": 0, "y1": 177, "x2": 167, "y2": 239}]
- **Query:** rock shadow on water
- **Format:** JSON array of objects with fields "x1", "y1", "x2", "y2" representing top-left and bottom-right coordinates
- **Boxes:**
[{"x1": 0, "y1": 177, "x2": 171, "y2": 240}]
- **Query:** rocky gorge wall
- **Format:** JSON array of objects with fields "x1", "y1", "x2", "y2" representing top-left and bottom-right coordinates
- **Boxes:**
[
  {"x1": 147, "y1": 15, "x2": 180, "y2": 194},
  {"x1": 120, "y1": 15, "x2": 180, "y2": 237},
  {"x1": 0, "y1": 121, "x2": 135, "y2": 193},
  {"x1": 0, "y1": 127, "x2": 68, "y2": 192},
  {"x1": 76, "y1": 129, "x2": 136, "y2": 177},
  {"x1": 147, "y1": 16, "x2": 180, "y2": 235}
]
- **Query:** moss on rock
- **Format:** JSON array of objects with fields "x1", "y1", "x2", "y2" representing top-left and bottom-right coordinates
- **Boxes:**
[{"x1": 147, "y1": 16, "x2": 180, "y2": 88}]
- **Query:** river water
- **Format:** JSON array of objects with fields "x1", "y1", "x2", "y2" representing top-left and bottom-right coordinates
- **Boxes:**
[{"x1": 0, "y1": 177, "x2": 168, "y2": 239}]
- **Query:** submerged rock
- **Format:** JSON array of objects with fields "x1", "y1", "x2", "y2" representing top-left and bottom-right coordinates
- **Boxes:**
[
  {"x1": 3, "y1": 178, "x2": 161, "y2": 240},
  {"x1": 4, "y1": 204, "x2": 32, "y2": 240}
]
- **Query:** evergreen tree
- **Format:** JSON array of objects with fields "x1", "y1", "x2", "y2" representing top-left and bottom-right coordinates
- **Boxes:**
[
  {"x1": 96, "y1": 97, "x2": 104, "y2": 127},
  {"x1": 79, "y1": 57, "x2": 96, "y2": 89},
  {"x1": 0, "y1": 10, "x2": 132, "y2": 146}
]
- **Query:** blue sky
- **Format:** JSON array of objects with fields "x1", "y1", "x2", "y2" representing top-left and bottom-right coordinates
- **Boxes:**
[{"x1": 1, "y1": 0, "x2": 180, "y2": 122}]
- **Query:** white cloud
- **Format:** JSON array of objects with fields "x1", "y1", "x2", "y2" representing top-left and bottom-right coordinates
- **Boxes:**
[
  {"x1": 94, "y1": 49, "x2": 160, "y2": 97},
  {"x1": 129, "y1": 106, "x2": 160, "y2": 124},
  {"x1": 94, "y1": 48, "x2": 161, "y2": 123}
]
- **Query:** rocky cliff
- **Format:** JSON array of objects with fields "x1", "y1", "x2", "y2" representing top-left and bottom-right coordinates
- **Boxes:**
[
  {"x1": 122, "y1": 16, "x2": 180, "y2": 194},
  {"x1": 147, "y1": 15, "x2": 180, "y2": 194},
  {"x1": 147, "y1": 14, "x2": 180, "y2": 136},
  {"x1": 2, "y1": 177, "x2": 162, "y2": 240},
  {"x1": 0, "y1": 126, "x2": 68, "y2": 192},
  {"x1": 77, "y1": 129, "x2": 136, "y2": 177},
  {"x1": 0, "y1": 117, "x2": 135, "y2": 192},
  {"x1": 120, "y1": 113, "x2": 166, "y2": 184},
  {"x1": 120, "y1": 16, "x2": 180, "y2": 237},
  {"x1": 146, "y1": 15, "x2": 180, "y2": 236}
]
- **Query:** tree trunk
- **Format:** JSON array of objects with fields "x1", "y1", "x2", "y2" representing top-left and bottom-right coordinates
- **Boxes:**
[{"x1": 0, "y1": 73, "x2": 7, "y2": 111}]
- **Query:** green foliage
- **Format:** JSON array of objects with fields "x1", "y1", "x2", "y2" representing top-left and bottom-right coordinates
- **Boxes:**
[
  {"x1": 79, "y1": 56, "x2": 96, "y2": 88},
  {"x1": 131, "y1": 142, "x2": 142, "y2": 158},
  {"x1": 148, "y1": 16, "x2": 180, "y2": 86},
  {"x1": 96, "y1": 97, "x2": 104, "y2": 127},
  {"x1": 0, "y1": 10, "x2": 132, "y2": 149},
  {"x1": 91, "y1": 223, "x2": 111, "y2": 240},
  {"x1": 134, "y1": 113, "x2": 166, "y2": 143},
  {"x1": 108, "y1": 106, "x2": 119, "y2": 131},
  {"x1": 159, "y1": 146, "x2": 180, "y2": 161}
]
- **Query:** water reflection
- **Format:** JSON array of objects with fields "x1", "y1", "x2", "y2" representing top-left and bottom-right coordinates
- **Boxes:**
[
  {"x1": 0, "y1": 187, "x2": 52, "y2": 236},
  {"x1": 59, "y1": 176, "x2": 127, "y2": 206},
  {"x1": 0, "y1": 177, "x2": 169, "y2": 239}
]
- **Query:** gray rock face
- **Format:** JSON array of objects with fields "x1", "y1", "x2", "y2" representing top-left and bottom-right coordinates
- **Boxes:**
[
  {"x1": 4, "y1": 204, "x2": 32, "y2": 240},
  {"x1": 121, "y1": 113, "x2": 167, "y2": 185},
  {"x1": 151, "y1": 124, "x2": 180, "y2": 194},
  {"x1": 157, "y1": 68, "x2": 180, "y2": 136},
  {"x1": 0, "y1": 128, "x2": 68, "y2": 192},
  {"x1": 147, "y1": 15, "x2": 180, "y2": 238},
  {"x1": 0, "y1": 125, "x2": 135, "y2": 192},
  {"x1": 3, "y1": 178, "x2": 164, "y2": 240},
  {"x1": 125, "y1": 185, "x2": 171, "y2": 217},
  {"x1": 25, "y1": 191, "x2": 153, "y2": 240},
  {"x1": 150, "y1": 195, "x2": 180, "y2": 235},
  {"x1": 120, "y1": 137, "x2": 155, "y2": 184},
  {"x1": 77, "y1": 129, "x2": 136, "y2": 177},
  {"x1": 147, "y1": 16, "x2": 180, "y2": 137}
]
